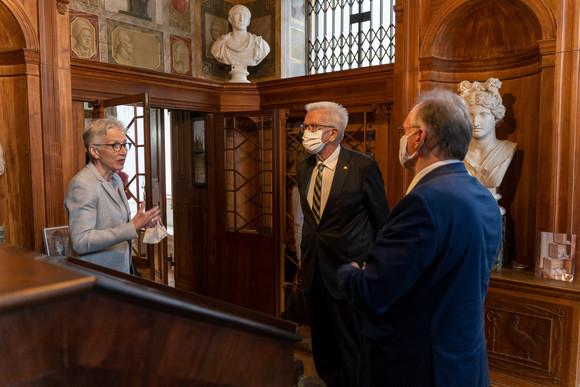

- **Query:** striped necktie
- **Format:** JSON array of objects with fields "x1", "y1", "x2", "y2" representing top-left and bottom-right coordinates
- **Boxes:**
[{"x1": 312, "y1": 163, "x2": 325, "y2": 223}]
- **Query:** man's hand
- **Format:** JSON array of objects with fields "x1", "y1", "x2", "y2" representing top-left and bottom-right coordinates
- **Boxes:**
[{"x1": 349, "y1": 261, "x2": 366, "y2": 269}]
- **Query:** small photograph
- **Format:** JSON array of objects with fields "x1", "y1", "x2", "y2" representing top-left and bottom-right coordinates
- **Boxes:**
[
  {"x1": 43, "y1": 226, "x2": 75, "y2": 257},
  {"x1": 535, "y1": 231, "x2": 576, "y2": 282}
]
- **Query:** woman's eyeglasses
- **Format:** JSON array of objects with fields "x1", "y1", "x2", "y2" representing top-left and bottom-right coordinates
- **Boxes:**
[{"x1": 92, "y1": 142, "x2": 132, "y2": 152}]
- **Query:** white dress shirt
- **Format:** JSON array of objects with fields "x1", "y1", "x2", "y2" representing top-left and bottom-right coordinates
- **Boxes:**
[
  {"x1": 307, "y1": 146, "x2": 342, "y2": 217},
  {"x1": 406, "y1": 159, "x2": 462, "y2": 194}
]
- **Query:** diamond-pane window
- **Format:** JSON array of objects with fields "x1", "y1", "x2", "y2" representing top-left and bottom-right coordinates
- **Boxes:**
[{"x1": 307, "y1": 0, "x2": 396, "y2": 74}]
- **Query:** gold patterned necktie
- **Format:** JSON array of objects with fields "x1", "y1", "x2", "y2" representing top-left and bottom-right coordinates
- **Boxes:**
[{"x1": 312, "y1": 163, "x2": 325, "y2": 223}]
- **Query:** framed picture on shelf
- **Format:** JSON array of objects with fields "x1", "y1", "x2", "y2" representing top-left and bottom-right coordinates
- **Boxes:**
[
  {"x1": 535, "y1": 231, "x2": 576, "y2": 282},
  {"x1": 43, "y1": 226, "x2": 74, "y2": 257}
]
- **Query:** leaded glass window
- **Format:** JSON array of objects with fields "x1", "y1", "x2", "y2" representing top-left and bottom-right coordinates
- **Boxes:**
[{"x1": 307, "y1": 0, "x2": 396, "y2": 74}]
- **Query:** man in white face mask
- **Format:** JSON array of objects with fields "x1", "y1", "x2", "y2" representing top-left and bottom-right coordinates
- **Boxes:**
[
  {"x1": 296, "y1": 101, "x2": 389, "y2": 387},
  {"x1": 337, "y1": 89, "x2": 503, "y2": 387}
]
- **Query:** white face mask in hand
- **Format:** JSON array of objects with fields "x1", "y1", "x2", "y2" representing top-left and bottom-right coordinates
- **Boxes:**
[
  {"x1": 143, "y1": 221, "x2": 169, "y2": 244},
  {"x1": 302, "y1": 128, "x2": 331, "y2": 154}
]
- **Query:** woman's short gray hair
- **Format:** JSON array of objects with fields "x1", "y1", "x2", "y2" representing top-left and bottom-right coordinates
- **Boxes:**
[
  {"x1": 83, "y1": 117, "x2": 128, "y2": 151},
  {"x1": 305, "y1": 101, "x2": 348, "y2": 141}
]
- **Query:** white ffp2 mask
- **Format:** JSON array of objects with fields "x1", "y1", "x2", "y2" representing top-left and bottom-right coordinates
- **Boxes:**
[{"x1": 302, "y1": 129, "x2": 331, "y2": 154}]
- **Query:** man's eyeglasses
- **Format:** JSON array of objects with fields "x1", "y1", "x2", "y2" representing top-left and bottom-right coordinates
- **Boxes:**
[
  {"x1": 300, "y1": 123, "x2": 335, "y2": 132},
  {"x1": 93, "y1": 142, "x2": 132, "y2": 152},
  {"x1": 397, "y1": 125, "x2": 421, "y2": 138}
]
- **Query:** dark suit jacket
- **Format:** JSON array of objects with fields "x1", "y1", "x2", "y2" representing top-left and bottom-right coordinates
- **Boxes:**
[
  {"x1": 337, "y1": 162, "x2": 502, "y2": 386},
  {"x1": 297, "y1": 146, "x2": 389, "y2": 299}
]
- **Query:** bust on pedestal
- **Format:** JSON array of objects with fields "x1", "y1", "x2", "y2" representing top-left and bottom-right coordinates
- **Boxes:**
[
  {"x1": 459, "y1": 78, "x2": 517, "y2": 270},
  {"x1": 210, "y1": 5, "x2": 270, "y2": 83},
  {"x1": 458, "y1": 78, "x2": 516, "y2": 215}
]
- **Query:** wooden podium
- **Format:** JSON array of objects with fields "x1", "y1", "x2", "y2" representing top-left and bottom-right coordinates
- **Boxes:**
[{"x1": 0, "y1": 244, "x2": 301, "y2": 386}]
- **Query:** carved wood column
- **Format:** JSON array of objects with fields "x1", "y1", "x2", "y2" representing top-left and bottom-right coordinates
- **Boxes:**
[
  {"x1": 38, "y1": 0, "x2": 74, "y2": 228},
  {"x1": 390, "y1": 0, "x2": 420, "y2": 203},
  {"x1": 547, "y1": 0, "x2": 580, "y2": 272},
  {"x1": 535, "y1": 38, "x2": 556, "y2": 245}
]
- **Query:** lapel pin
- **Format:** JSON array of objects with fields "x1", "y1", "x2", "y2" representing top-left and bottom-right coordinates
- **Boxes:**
[{"x1": 343, "y1": 166, "x2": 348, "y2": 170}]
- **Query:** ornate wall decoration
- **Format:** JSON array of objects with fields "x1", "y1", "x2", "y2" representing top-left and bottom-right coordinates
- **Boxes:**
[
  {"x1": 70, "y1": 0, "x2": 194, "y2": 75},
  {"x1": 107, "y1": 19, "x2": 163, "y2": 71},
  {"x1": 169, "y1": 0, "x2": 191, "y2": 32},
  {"x1": 170, "y1": 35, "x2": 192, "y2": 76},
  {"x1": 70, "y1": 10, "x2": 99, "y2": 60},
  {"x1": 485, "y1": 297, "x2": 566, "y2": 385}
]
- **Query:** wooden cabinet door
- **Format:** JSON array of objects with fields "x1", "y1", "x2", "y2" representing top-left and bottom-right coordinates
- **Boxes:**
[{"x1": 211, "y1": 110, "x2": 284, "y2": 315}]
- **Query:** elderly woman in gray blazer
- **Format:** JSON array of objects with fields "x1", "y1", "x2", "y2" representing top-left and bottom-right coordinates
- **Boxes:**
[{"x1": 64, "y1": 117, "x2": 160, "y2": 273}]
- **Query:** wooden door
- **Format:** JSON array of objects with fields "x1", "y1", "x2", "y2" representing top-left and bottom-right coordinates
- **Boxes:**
[
  {"x1": 149, "y1": 107, "x2": 168, "y2": 283},
  {"x1": 170, "y1": 111, "x2": 211, "y2": 293},
  {"x1": 211, "y1": 111, "x2": 283, "y2": 315},
  {"x1": 93, "y1": 93, "x2": 166, "y2": 280}
]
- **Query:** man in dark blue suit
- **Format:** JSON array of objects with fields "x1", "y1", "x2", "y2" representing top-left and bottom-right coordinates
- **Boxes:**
[
  {"x1": 297, "y1": 101, "x2": 389, "y2": 387},
  {"x1": 338, "y1": 89, "x2": 502, "y2": 387}
]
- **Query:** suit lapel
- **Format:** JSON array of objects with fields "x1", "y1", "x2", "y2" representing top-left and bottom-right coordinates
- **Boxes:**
[
  {"x1": 113, "y1": 173, "x2": 132, "y2": 221},
  {"x1": 87, "y1": 163, "x2": 128, "y2": 217}
]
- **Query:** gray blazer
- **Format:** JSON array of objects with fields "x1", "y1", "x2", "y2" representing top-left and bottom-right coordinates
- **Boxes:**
[{"x1": 64, "y1": 162, "x2": 137, "y2": 273}]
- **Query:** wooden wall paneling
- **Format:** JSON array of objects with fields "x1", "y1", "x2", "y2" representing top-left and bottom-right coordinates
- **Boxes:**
[
  {"x1": 206, "y1": 113, "x2": 217, "y2": 299},
  {"x1": 0, "y1": 1, "x2": 43, "y2": 250},
  {"x1": 170, "y1": 110, "x2": 194, "y2": 292},
  {"x1": 0, "y1": 71, "x2": 34, "y2": 248},
  {"x1": 150, "y1": 107, "x2": 167, "y2": 283},
  {"x1": 219, "y1": 82, "x2": 261, "y2": 112},
  {"x1": 499, "y1": 76, "x2": 541, "y2": 266},
  {"x1": 258, "y1": 65, "x2": 394, "y2": 113},
  {"x1": 24, "y1": 49, "x2": 46, "y2": 251},
  {"x1": 534, "y1": 39, "x2": 557, "y2": 241},
  {"x1": 552, "y1": 0, "x2": 580, "y2": 275},
  {"x1": 71, "y1": 100, "x2": 88, "y2": 171},
  {"x1": 391, "y1": 1, "x2": 421, "y2": 204},
  {"x1": 38, "y1": 0, "x2": 74, "y2": 229},
  {"x1": 170, "y1": 111, "x2": 211, "y2": 295},
  {"x1": 0, "y1": 0, "x2": 39, "y2": 51},
  {"x1": 70, "y1": 60, "x2": 222, "y2": 112},
  {"x1": 371, "y1": 105, "x2": 391, "y2": 200}
]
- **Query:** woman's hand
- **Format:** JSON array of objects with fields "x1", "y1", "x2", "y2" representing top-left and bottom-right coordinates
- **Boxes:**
[{"x1": 131, "y1": 202, "x2": 161, "y2": 230}]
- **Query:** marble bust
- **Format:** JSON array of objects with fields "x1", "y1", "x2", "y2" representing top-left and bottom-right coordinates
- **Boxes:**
[
  {"x1": 210, "y1": 4, "x2": 270, "y2": 83},
  {"x1": 458, "y1": 78, "x2": 517, "y2": 214}
]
